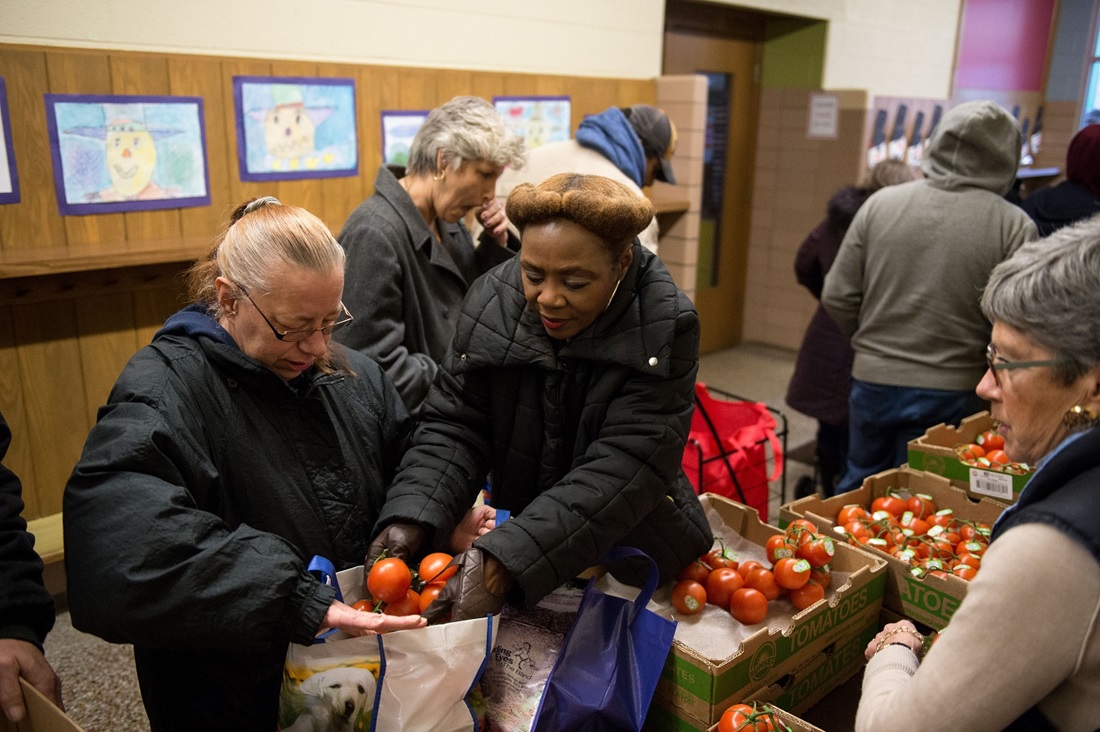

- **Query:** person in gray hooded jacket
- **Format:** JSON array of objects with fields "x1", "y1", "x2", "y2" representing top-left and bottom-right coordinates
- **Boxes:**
[{"x1": 822, "y1": 100, "x2": 1038, "y2": 493}]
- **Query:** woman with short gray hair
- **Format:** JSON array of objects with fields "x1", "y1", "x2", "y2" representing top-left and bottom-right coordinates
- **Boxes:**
[
  {"x1": 856, "y1": 214, "x2": 1100, "y2": 731},
  {"x1": 336, "y1": 96, "x2": 527, "y2": 415}
]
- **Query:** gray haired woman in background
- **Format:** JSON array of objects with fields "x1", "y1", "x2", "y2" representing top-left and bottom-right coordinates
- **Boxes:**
[{"x1": 335, "y1": 95, "x2": 527, "y2": 416}]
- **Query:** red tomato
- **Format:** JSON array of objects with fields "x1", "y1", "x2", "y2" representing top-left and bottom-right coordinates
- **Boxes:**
[
  {"x1": 773, "y1": 557, "x2": 811, "y2": 590},
  {"x1": 706, "y1": 567, "x2": 745, "y2": 608},
  {"x1": 705, "y1": 546, "x2": 740, "y2": 571},
  {"x1": 418, "y1": 552, "x2": 456, "y2": 585},
  {"x1": 789, "y1": 579, "x2": 825, "y2": 611},
  {"x1": 367, "y1": 557, "x2": 413, "y2": 604},
  {"x1": 350, "y1": 599, "x2": 375, "y2": 612},
  {"x1": 905, "y1": 493, "x2": 937, "y2": 519},
  {"x1": 677, "y1": 558, "x2": 712, "y2": 584},
  {"x1": 418, "y1": 582, "x2": 445, "y2": 613},
  {"x1": 984, "y1": 449, "x2": 1010, "y2": 465},
  {"x1": 809, "y1": 567, "x2": 831, "y2": 589},
  {"x1": 717, "y1": 704, "x2": 770, "y2": 732},
  {"x1": 952, "y1": 563, "x2": 978, "y2": 581},
  {"x1": 929, "y1": 509, "x2": 958, "y2": 530},
  {"x1": 956, "y1": 443, "x2": 986, "y2": 461},
  {"x1": 796, "y1": 536, "x2": 835, "y2": 568},
  {"x1": 785, "y1": 519, "x2": 818, "y2": 546},
  {"x1": 737, "y1": 560, "x2": 765, "y2": 581},
  {"x1": 383, "y1": 589, "x2": 421, "y2": 616},
  {"x1": 765, "y1": 535, "x2": 795, "y2": 564},
  {"x1": 745, "y1": 568, "x2": 781, "y2": 601},
  {"x1": 959, "y1": 522, "x2": 991, "y2": 542},
  {"x1": 977, "y1": 430, "x2": 1005, "y2": 451},
  {"x1": 955, "y1": 552, "x2": 982, "y2": 570},
  {"x1": 671, "y1": 580, "x2": 707, "y2": 615},
  {"x1": 871, "y1": 494, "x2": 907, "y2": 518},
  {"x1": 729, "y1": 588, "x2": 769, "y2": 625},
  {"x1": 836, "y1": 504, "x2": 869, "y2": 525}
]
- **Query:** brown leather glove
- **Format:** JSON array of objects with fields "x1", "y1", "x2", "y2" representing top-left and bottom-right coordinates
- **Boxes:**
[
  {"x1": 365, "y1": 523, "x2": 427, "y2": 569},
  {"x1": 421, "y1": 548, "x2": 513, "y2": 623}
]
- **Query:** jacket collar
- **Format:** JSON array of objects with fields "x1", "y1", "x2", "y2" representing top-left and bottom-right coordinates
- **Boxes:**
[
  {"x1": 449, "y1": 243, "x2": 678, "y2": 377},
  {"x1": 373, "y1": 165, "x2": 470, "y2": 283}
]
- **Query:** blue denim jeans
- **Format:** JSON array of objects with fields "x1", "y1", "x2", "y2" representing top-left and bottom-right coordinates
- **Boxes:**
[{"x1": 835, "y1": 379, "x2": 986, "y2": 494}]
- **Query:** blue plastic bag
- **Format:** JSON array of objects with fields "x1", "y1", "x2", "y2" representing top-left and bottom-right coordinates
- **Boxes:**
[{"x1": 530, "y1": 547, "x2": 676, "y2": 732}]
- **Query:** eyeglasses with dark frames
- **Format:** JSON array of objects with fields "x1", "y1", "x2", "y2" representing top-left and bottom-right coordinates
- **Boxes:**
[
  {"x1": 985, "y1": 343, "x2": 1063, "y2": 387},
  {"x1": 235, "y1": 283, "x2": 353, "y2": 342}
]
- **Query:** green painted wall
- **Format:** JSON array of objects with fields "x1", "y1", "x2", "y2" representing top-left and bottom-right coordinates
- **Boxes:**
[{"x1": 761, "y1": 17, "x2": 826, "y2": 89}]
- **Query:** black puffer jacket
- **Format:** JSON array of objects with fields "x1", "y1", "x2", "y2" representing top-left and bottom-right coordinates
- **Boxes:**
[
  {"x1": 63, "y1": 305, "x2": 411, "y2": 730},
  {"x1": 0, "y1": 411, "x2": 54, "y2": 651},
  {"x1": 376, "y1": 244, "x2": 713, "y2": 605}
]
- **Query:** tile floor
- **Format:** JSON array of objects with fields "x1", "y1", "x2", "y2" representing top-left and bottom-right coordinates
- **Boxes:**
[{"x1": 40, "y1": 343, "x2": 860, "y2": 732}]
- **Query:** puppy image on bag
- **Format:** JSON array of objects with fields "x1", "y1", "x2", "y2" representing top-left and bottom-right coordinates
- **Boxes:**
[{"x1": 281, "y1": 665, "x2": 377, "y2": 732}]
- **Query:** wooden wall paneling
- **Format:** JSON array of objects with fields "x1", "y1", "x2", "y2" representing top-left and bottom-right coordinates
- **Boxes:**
[
  {"x1": 355, "y1": 65, "x2": 395, "y2": 203},
  {"x1": 12, "y1": 299, "x2": 89, "y2": 516},
  {"x1": 221, "y1": 58, "x2": 272, "y2": 210},
  {"x1": 569, "y1": 77, "x2": 622, "y2": 129},
  {"x1": 45, "y1": 50, "x2": 128, "y2": 249},
  {"x1": 268, "y1": 60, "x2": 325, "y2": 216},
  {"x1": 435, "y1": 68, "x2": 474, "y2": 103},
  {"x1": 110, "y1": 52, "x2": 184, "y2": 244},
  {"x1": 619, "y1": 78, "x2": 657, "y2": 107},
  {"x1": 397, "y1": 68, "x2": 440, "y2": 110},
  {"x1": 0, "y1": 48, "x2": 67, "y2": 252},
  {"x1": 74, "y1": 291, "x2": 140, "y2": 424},
  {"x1": 168, "y1": 55, "x2": 232, "y2": 238},
  {"x1": 469, "y1": 71, "x2": 509, "y2": 105},
  {"x1": 0, "y1": 305, "x2": 40, "y2": 517},
  {"x1": 317, "y1": 62, "x2": 370, "y2": 231},
  {"x1": 132, "y1": 277, "x2": 188, "y2": 346}
]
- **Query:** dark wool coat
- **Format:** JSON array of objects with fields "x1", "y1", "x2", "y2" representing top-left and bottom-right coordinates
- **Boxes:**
[
  {"x1": 63, "y1": 307, "x2": 411, "y2": 730},
  {"x1": 785, "y1": 186, "x2": 869, "y2": 426},
  {"x1": 376, "y1": 244, "x2": 713, "y2": 605},
  {"x1": 335, "y1": 166, "x2": 516, "y2": 416},
  {"x1": 0, "y1": 412, "x2": 55, "y2": 651}
]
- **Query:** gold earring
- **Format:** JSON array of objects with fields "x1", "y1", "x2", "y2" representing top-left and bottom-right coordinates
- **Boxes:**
[
  {"x1": 1063, "y1": 405, "x2": 1099, "y2": 431},
  {"x1": 433, "y1": 169, "x2": 446, "y2": 182}
]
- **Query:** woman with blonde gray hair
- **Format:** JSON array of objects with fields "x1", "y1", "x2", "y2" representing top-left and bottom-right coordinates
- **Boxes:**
[
  {"x1": 368, "y1": 173, "x2": 713, "y2": 622},
  {"x1": 63, "y1": 197, "x2": 425, "y2": 731},
  {"x1": 336, "y1": 95, "x2": 527, "y2": 416},
  {"x1": 857, "y1": 214, "x2": 1100, "y2": 732}
]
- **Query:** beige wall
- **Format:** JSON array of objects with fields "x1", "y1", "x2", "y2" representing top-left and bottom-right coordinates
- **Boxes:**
[
  {"x1": 711, "y1": 0, "x2": 963, "y2": 99},
  {"x1": 1, "y1": 0, "x2": 666, "y2": 79}
]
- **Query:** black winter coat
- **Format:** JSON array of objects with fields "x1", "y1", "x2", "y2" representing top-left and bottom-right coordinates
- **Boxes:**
[
  {"x1": 785, "y1": 186, "x2": 868, "y2": 426},
  {"x1": 1019, "y1": 180, "x2": 1100, "y2": 237},
  {"x1": 63, "y1": 306, "x2": 411, "y2": 731},
  {"x1": 0, "y1": 411, "x2": 55, "y2": 651},
  {"x1": 376, "y1": 244, "x2": 713, "y2": 605}
]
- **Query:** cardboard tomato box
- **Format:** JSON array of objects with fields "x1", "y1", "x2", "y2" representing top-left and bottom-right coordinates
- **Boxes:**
[
  {"x1": 778, "y1": 467, "x2": 1007, "y2": 630},
  {"x1": 906, "y1": 410, "x2": 1032, "y2": 503},
  {"x1": 650, "y1": 494, "x2": 886, "y2": 728},
  {"x1": 744, "y1": 622, "x2": 876, "y2": 716}
]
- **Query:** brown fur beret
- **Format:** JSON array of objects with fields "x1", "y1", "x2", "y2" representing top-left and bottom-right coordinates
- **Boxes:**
[{"x1": 506, "y1": 173, "x2": 655, "y2": 251}]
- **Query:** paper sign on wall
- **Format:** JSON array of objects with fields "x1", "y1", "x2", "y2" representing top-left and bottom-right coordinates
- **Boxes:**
[{"x1": 807, "y1": 94, "x2": 839, "y2": 139}]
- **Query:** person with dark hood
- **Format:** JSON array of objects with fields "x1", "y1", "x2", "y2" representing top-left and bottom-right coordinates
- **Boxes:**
[
  {"x1": 785, "y1": 160, "x2": 916, "y2": 496},
  {"x1": 367, "y1": 174, "x2": 712, "y2": 622},
  {"x1": 823, "y1": 100, "x2": 1038, "y2": 494},
  {"x1": 492, "y1": 104, "x2": 677, "y2": 254},
  {"x1": 1020, "y1": 124, "x2": 1100, "y2": 236}
]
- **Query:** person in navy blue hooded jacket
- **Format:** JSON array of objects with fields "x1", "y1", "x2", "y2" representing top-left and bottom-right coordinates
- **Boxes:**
[
  {"x1": 62, "y1": 197, "x2": 427, "y2": 732},
  {"x1": 493, "y1": 104, "x2": 677, "y2": 254}
]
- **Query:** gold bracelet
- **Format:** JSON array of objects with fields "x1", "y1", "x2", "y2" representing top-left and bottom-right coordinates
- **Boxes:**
[{"x1": 874, "y1": 627, "x2": 925, "y2": 658}]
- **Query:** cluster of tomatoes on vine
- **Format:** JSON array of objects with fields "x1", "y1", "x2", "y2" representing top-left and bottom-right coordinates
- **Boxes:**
[
  {"x1": 354, "y1": 552, "x2": 456, "y2": 619},
  {"x1": 670, "y1": 521, "x2": 835, "y2": 626},
  {"x1": 954, "y1": 428, "x2": 1030, "y2": 475},
  {"x1": 833, "y1": 490, "x2": 991, "y2": 581},
  {"x1": 717, "y1": 702, "x2": 793, "y2": 732}
]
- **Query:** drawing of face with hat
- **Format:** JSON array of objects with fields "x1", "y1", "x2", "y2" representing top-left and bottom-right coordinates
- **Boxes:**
[
  {"x1": 257, "y1": 85, "x2": 334, "y2": 163},
  {"x1": 65, "y1": 103, "x2": 182, "y2": 199}
]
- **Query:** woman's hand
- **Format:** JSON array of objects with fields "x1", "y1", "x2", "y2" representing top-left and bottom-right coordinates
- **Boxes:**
[
  {"x1": 0, "y1": 638, "x2": 63, "y2": 722},
  {"x1": 319, "y1": 599, "x2": 425, "y2": 637},
  {"x1": 865, "y1": 620, "x2": 925, "y2": 661},
  {"x1": 449, "y1": 505, "x2": 497, "y2": 553},
  {"x1": 477, "y1": 198, "x2": 510, "y2": 247}
]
